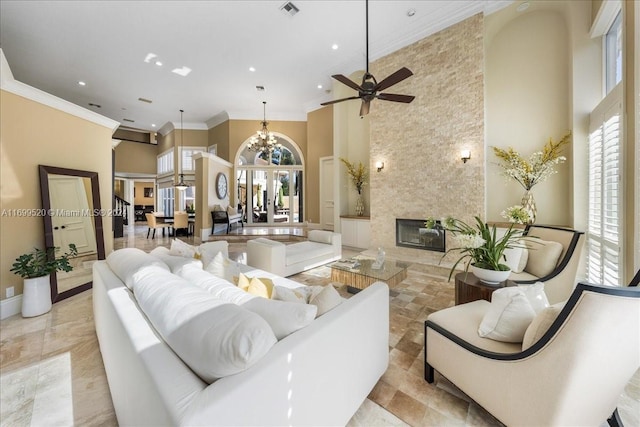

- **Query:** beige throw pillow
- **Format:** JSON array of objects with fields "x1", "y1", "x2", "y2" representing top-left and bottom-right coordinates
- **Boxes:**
[
  {"x1": 308, "y1": 285, "x2": 343, "y2": 317},
  {"x1": 524, "y1": 238, "x2": 563, "y2": 278},
  {"x1": 522, "y1": 302, "x2": 565, "y2": 350}
]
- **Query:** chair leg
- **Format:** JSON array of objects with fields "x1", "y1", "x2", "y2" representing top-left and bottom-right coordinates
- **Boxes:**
[
  {"x1": 607, "y1": 408, "x2": 623, "y2": 427},
  {"x1": 152, "y1": 229, "x2": 156, "y2": 239},
  {"x1": 147, "y1": 228, "x2": 151, "y2": 238}
]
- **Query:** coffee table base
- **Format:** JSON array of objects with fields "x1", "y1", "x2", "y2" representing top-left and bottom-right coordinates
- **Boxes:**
[{"x1": 331, "y1": 266, "x2": 408, "y2": 293}]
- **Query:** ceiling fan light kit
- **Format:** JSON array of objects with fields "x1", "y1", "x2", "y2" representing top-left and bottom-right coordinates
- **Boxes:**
[{"x1": 321, "y1": 0, "x2": 415, "y2": 116}]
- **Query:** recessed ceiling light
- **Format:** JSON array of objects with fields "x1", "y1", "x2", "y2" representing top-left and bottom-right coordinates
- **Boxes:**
[
  {"x1": 144, "y1": 53, "x2": 157, "y2": 63},
  {"x1": 155, "y1": 61, "x2": 163, "y2": 66},
  {"x1": 172, "y1": 66, "x2": 192, "y2": 77},
  {"x1": 516, "y1": 2, "x2": 530, "y2": 12},
  {"x1": 317, "y1": 84, "x2": 323, "y2": 89},
  {"x1": 407, "y1": 9, "x2": 416, "y2": 17},
  {"x1": 249, "y1": 67, "x2": 256, "y2": 72},
  {"x1": 331, "y1": 44, "x2": 339, "y2": 50},
  {"x1": 151, "y1": 124, "x2": 156, "y2": 127},
  {"x1": 78, "y1": 81, "x2": 86, "y2": 86}
]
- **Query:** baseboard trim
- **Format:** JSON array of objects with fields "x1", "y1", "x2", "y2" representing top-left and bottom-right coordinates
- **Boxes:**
[{"x1": 0, "y1": 294, "x2": 22, "y2": 320}]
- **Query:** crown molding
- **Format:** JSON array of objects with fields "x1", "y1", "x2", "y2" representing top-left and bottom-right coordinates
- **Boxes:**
[{"x1": 0, "y1": 49, "x2": 120, "y2": 133}]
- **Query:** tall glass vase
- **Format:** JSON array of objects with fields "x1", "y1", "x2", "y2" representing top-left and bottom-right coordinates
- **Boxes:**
[
  {"x1": 355, "y1": 194, "x2": 365, "y2": 216},
  {"x1": 521, "y1": 189, "x2": 537, "y2": 223}
]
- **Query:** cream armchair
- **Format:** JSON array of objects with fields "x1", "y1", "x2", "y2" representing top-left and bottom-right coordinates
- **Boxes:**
[
  {"x1": 510, "y1": 225, "x2": 585, "y2": 304},
  {"x1": 424, "y1": 279, "x2": 640, "y2": 426}
]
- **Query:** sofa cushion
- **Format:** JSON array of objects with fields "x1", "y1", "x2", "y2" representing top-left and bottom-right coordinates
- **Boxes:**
[
  {"x1": 199, "y1": 241, "x2": 229, "y2": 268},
  {"x1": 149, "y1": 246, "x2": 203, "y2": 275},
  {"x1": 132, "y1": 267, "x2": 276, "y2": 383},
  {"x1": 169, "y1": 238, "x2": 198, "y2": 258},
  {"x1": 524, "y1": 238, "x2": 563, "y2": 278},
  {"x1": 205, "y1": 252, "x2": 240, "y2": 282},
  {"x1": 286, "y1": 241, "x2": 333, "y2": 266},
  {"x1": 308, "y1": 284, "x2": 343, "y2": 317},
  {"x1": 180, "y1": 268, "x2": 316, "y2": 340},
  {"x1": 478, "y1": 287, "x2": 536, "y2": 343},
  {"x1": 273, "y1": 286, "x2": 308, "y2": 303},
  {"x1": 522, "y1": 301, "x2": 565, "y2": 350},
  {"x1": 106, "y1": 248, "x2": 169, "y2": 290},
  {"x1": 308, "y1": 230, "x2": 334, "y2": 245},
  {"x1": 227, "y1": 205, "x2": 237, "y2": 216}
]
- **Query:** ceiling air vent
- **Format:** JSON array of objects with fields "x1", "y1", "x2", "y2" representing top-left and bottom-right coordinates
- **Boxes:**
[
  {"x1": 256, "y1": 85, "x2": 265, "y2": 92},
  {"x1": 122, "y1": 118, "x2": 135, "y2": 123},
  {"x1": 138, "y1": 97, "x2": 152, "y2": 103},
  {"x1": 280, "y1": 2, "x2": 299, "y2": 16},
  {"x1": 88, "y1": 102, "x2": 101, "y2": 108}
]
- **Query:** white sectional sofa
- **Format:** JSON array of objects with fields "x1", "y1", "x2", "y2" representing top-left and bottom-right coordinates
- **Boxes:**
[
  {"x1": 93, "y1": 243, "x2": 389, "y2": 426},
  {"x1": 246, "y1": 230, "x2": 341, "y2": 277}
]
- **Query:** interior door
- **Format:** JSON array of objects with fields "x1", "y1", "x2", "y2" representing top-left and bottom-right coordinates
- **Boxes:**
[
  {"x1": 48, "y1": 175, "x2": 97, "y2": 255},
  {"x1": 320, "y1": 157, "x2": 334, "y2": 230}
]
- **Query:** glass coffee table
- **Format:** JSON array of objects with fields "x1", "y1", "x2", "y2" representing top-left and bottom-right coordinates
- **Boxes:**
[{"x1": 329, "y1": 257, "x2": 410, "y2": 293}]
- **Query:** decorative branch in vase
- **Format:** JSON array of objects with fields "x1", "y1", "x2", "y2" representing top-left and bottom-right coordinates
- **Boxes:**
[
  {"x1": 492, "y1": 131, "x2": 571, "y2": 223},
  {"x1": 340, "y1": 158, "x2": 368, "y2": 216}
]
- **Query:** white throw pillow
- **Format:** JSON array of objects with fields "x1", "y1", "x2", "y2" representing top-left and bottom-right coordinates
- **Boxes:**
[
  {"x1": 478, "y1": 287, "x2": 536, "y2": 342},
  {"x1": 149, "y1": 247, "x2": 203, "y2": 275},
  {"x1": 132, "y1": 268, "x2": 276, "y2": 383},
  {"x1": 523, "y1": 238, "x2": 563, "y2": 278},
  {"x1": 106, "y1": 248, "x2": 169, "y2": 289},
  {"x1": 205, "y1": 251, "x2": 239, "y2": 282},
  {"x1": 522, "y1": 301, "x2": 565, "y2": 350},
  {"x1": 180, "y1": 268, "x2": 316, "y2": 340},
  {"x1": 198, "y1": 241, "x2": 229, "y2": 268},
  {"x1": 517, "y1": 282, "x2": 550, "y2": 314},
  {"x1": 308, "y1": 284, "x2": 344, "y2": 317},
  {"x1": 273, "y1": 286, "x2": 308, "y2": 303},
  {"x1": 169, "y1": 238, "x2": 198, "y2": 258},
  {"x1": 227, "y1": 205, "x2": 237, "y2": 216}
]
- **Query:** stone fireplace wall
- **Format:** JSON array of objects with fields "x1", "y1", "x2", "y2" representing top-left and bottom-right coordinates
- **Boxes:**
[{"x1": 369, "y1": 14, "x2": 485, "y2": 265}]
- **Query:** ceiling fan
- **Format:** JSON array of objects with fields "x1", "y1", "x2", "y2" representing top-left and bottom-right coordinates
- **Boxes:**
[{"x1": 321, "y1": 0, "x2": 415, "y2": 116}]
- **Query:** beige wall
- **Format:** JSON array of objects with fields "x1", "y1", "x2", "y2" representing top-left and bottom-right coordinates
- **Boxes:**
[
  {"x1": 133, "y1": 182, "x2": 155, "y2": 205},
  {"x1": 209, "y1": 121, "x2": 230, "y2": 162},
  {"x1": 194, "y1": 154, "x2": 232, "y2": 239},
  {"x1": 1, "y1": 90, "x2": 114, "y2": 300},
  {"x1": 306, "y1": 105, "x2": 333, "y2": 224},
  {"x1": 368, "y1": 14, "x2": 485, "y2": 264},
  {"x1": 114, "y1": 140, "x2": 157, "y2": 174},
  {"x1": 485, "y1": 8, "x2": 571, "y2": 226}
]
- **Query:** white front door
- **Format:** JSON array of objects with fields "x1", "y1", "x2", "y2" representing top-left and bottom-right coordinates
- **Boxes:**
[
  {"x1": 48, "y1": 175, "x2": 97, "y2": 255},
  {"x1": 320, "y1": 156, "x2": 334, "y2": 231}
]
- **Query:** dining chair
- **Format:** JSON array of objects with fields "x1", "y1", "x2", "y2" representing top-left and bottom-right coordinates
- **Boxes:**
[{"x1": 145, "y1": 213, "x2": 171, "y2": 239}]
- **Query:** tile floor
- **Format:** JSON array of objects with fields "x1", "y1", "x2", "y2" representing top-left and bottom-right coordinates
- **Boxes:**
[{"x1": 1, "y1": 225, "x2": 638, "y2": 426}]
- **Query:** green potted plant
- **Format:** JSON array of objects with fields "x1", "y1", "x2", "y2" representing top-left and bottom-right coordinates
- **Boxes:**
[
  {"x1": 10, "y1": 244, "x2": 77, "y2": 317},
  {"x1": 425, "y1": 216, "x2": 524, "y2": 284}
]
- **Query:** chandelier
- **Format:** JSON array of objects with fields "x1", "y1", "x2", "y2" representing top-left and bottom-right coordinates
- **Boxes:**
[
  {"x1": 174, "y1": 109, "x2": 190, "y2": 191},
  {"x1": 247, "y1": 101, "x2": 281, "y2": 155}
]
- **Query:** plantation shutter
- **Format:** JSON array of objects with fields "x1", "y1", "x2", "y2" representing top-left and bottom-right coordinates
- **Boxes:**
[{"x1": 587, "y1": 84, "x2": 623, "y2": 286}]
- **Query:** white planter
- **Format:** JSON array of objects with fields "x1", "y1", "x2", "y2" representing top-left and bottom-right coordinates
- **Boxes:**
[
  {"x1": 471, "y1": 265, "x2": 511, "y2": 286},
  {"x1": 22, "y1": 274, "x2": 52, "y2": 317}
]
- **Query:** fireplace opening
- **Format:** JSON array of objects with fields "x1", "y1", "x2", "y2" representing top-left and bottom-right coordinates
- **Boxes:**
[{"x1": 396, "y1": 218, "x2": 445, "y2": 252}]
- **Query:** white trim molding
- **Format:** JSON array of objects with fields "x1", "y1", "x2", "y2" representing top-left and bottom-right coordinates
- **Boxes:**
[{"x1": 0, "y1": 294, "x2": 23, "y2": 320}]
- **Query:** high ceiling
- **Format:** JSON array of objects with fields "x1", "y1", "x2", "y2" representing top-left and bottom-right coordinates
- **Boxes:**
[{"x1": 0, "y1": 0, "x2": 510, "y2": 132}]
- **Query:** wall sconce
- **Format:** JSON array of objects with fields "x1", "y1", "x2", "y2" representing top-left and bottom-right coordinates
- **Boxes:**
[
  {"x1": 460, "y1": 150, "x2": 471, "y2": 163},
  {"x1": 375, "y1": 161, "x2": 384, "y2": 172}
]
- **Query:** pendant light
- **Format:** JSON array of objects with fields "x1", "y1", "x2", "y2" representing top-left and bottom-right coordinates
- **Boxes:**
[{"x1": 175, "y1": 109, "x2": 189, "y2": 191}]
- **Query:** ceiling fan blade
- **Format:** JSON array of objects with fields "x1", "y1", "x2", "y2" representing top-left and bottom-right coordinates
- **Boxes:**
[
  {"x1": 375, "y1": 67, "x2": 413, "y2": 92},
  {"x1": 377, "y1": 93, "x2": 416, "y2": 103},
  {"x1": 320, "y1": 96, "x2": 361, "y2": 106},
  {"x1": 359, "y1": 100, "x2": 370, "y2": 116},
  {"x1": 331, "y1": 74, "x2": 362, "y2": 91}
]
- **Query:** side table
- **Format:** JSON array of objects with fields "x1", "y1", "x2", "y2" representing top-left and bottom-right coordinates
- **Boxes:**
[{"x1": 454, "y1": 272, "x2": 515, "y2": 305}]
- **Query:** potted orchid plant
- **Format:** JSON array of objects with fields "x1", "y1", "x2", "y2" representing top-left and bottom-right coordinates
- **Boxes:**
[{"x1": 425, "y1": 216, "x2": 524, "y2": 283}]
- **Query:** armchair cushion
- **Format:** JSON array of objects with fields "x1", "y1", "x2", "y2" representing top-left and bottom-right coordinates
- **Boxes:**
[
  {"x1": 478, "y1": 287, "x2": 536, "y2": 342},
  {"x1": 523, "y1": 238, "x2": 563, "y2": 278},
  {"x1": 522, "y1": 301, "x2": 564, "y2": 350}
]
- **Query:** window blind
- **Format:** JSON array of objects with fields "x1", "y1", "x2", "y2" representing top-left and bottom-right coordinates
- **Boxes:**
[{"x1": 587, "y1": 84, "x2": 623, "y2": 286}]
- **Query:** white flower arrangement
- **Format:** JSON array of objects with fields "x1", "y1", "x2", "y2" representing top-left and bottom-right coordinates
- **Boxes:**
[
  {"x1": 501, "y1": 205, "x2": 532, "y2": 224},
  {"x1": 492, "y1": 131, "x2": 571, "y2": 190}
]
